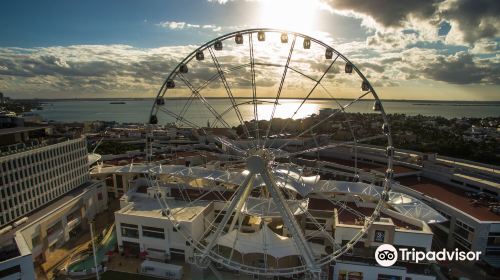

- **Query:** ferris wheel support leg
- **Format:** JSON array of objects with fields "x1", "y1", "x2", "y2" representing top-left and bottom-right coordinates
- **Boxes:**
[
  {"x1": 259, "y1": 168, "x2": 320, "y2": 275},
  {"x1": 196, "y1": 171, "x2": 255, "y2": 267}
]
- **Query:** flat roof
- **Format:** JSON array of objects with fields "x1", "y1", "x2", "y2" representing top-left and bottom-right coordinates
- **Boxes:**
[
  {"x1": 437, "y1": 158, "x2": 499, "y2": 175},
  {"x1": 398, "y1": 176, "x2": 500, "y2": 221},
  {"x1": 308, "y1": 199, "x2": 421, "y2": 231},
  {"x1": 0, "y1": 180, "x2": 95, "y2": 247},
  {"x1": 122, "y1": 195, "x2": 210, "y2": 222},
  {"x1": 0, "y1": 126, "x2": 48, "y2": 136},
  {"x1": 453, "y1": 173, "x2": 500, "y2": 189}
]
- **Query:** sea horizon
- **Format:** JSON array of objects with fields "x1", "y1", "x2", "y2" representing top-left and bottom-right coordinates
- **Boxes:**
[{"x1": 33, "y1": 98, "x2": 500, "y2": 125}]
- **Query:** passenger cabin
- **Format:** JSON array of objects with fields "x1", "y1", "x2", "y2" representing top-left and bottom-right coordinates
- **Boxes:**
[
  {"x1": 345, "y1": 62, "x2": 353, "y2": 74},
  {"x1": 280, "y1": 33, "x2": 288, "y2": 43},
  {"x1": 303, "y1": 37, "x2": 311, "y2": 49},
  {"x1": 235, "y1": 33, "x2": 243, "y2": 44},
  {"x1": 257, "y1": 31, "x2": 265, "y2": 41},
  {"x1": 195, "y1": 51, "x2": 204, "y2": 61},
  {"x1": 214, "y1": 41, "x2": 223, "y2": 51}
]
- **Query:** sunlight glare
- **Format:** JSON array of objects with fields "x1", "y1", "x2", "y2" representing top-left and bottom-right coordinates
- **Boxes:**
[{"x1": 259, "y1": 0, "x2": 318, "y2": 33}]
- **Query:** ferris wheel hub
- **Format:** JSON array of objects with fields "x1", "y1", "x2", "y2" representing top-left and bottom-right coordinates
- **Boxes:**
[{"x1": 246, "y1": 153, "x2": 269, "y2": 173}]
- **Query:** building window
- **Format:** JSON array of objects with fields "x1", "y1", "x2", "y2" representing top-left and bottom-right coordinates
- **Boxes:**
[
  {"x1": 378, "y1": 275, "x2": 401, "y2": 280},
  {"x1": 121, "y1": 223, "x2": 139, "y2": 238},
  {"x1": 142, "y1": 226, "x2": 165, "y2": 239},
  {"x1": 0, "y1": 265, "x2": 21, "y2": 278},
  {"x1": 374, "y1": 230, "x2": 385, "y2": 243},
  {"x1": 339, "y1": 271, "x2": 363, "y2": 280}
]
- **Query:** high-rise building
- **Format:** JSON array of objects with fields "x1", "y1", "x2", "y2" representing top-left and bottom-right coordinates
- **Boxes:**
[
  {"x1": 0, "y1": 128, "x2": 90, "y2": 227},
  {"x1": 0, "y1": 127, "x2": 108, "y2": 280}
]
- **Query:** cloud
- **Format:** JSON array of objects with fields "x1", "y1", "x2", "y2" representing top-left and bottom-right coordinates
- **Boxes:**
[
  {"x1": 0, "y1": 45, "x2": 190, "y2": 97},
  {"x1": 401, "y1": 49, "x2": 499, "y2": 84},
  {"x1": 470, "y1": 39, "x2": 499, "y2": 54},
  {"x1": 440, "y1": 0, "x2": 500, "y2": 44},
  {"x1": 157, "y1": 21, "x2": 222, "y2": 32},
  {"x1": 323, "y1": 0, "x2": 499, "y2": 47},
  {"x1": 325, "y1": 0, "x2": 444, "y2": 28}
]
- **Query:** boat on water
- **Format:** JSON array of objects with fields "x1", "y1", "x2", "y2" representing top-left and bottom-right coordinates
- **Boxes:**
[{"x1": 109, "y1": 101, "x2": 126, "y2": 104}]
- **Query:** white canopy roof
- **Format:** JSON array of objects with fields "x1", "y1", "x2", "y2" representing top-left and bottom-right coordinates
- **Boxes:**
[
  {"x1": 241, "y1": 197, "x2": 309, "y2": 217},
  {"x1": 105, "y1": 163, "x2": 447, "y2": 224},
  {"x1": 215, "y1": 226, "x2": 325, "y2": 259}
]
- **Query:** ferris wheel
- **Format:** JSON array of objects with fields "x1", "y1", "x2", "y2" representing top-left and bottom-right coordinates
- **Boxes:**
[{"x1": 147, "y1": 28, "x2": 394, "y2": 278}]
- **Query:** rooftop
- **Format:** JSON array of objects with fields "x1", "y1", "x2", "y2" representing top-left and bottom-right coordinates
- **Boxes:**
[
  {"x1": 398, "y1": 176, "x2": 500, "y2": 221},
  {"x1": 0, "y1": 126, "x2": 48, "y2": 136},
  {"x1": 308, "y1": 199, "x2": 422, "y2": 231},
  {"x1": 0, "y1": 180, "x2": 96, "y2": 247},
  {"x1": 120, "y1": 194, "x2": 210, "y2": 222}
]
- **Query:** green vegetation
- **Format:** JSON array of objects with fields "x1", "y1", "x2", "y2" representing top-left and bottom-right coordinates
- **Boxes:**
[
  {"x1": 91, "y1": 141, "x2": 143, "y2": 155},
  {"x1": 1, "y1": 100, "x2": 42, "y2": 114},
  {"x1": 236, "y1": 113, "x2": 499, "y2": 165}
]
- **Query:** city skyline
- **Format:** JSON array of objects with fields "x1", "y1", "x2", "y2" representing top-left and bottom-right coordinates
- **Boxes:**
[{"x1": 0, "y1": 0, "x2": 498, "y2": 101}]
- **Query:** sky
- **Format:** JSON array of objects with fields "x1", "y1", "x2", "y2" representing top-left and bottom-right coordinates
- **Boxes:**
[{"x1": 0, "y1": 0, "x2": 498, "y2": 101}]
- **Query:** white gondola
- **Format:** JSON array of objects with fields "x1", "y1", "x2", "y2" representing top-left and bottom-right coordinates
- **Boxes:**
[
  {"x1": 325, "y1": 48, "x2": 333, "y2": 59},
  {"x1": 235, "y1": 33, "x2": 243, "y2": 44},
  {"x1": 345, "y1": 62, "x2": 353, "y2": 73},
  {"x1": 280, "y1": 33, "x2": 288, "y2": 43},
  {"x1": 179, "y1": 64, "x2": 188, "y2": 74},
  {"x1": 361, "y1": 81, "x2": 370, "y2": 91},
  {"x1": 214, "y1": 40, "x2": 223, "y2": 51},
  {"x1": 195, "y1": 51, "x2": 204, "y2": 61},
  {"x1": 166, "y1": 79, "x2": 175, "y2": 88},
  {"x1": 303, "y1": 37, "x2": 311, "y2": 49},
  {"x1": 373, "y1": 100, "x2": 382, "y2": 111},
  {"x1": 257, "y1": 31, "x2": 265, "y2": 41}
]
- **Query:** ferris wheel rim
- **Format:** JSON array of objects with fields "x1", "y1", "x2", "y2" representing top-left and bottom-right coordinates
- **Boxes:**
[{"x1": 147, "y1": 27, "x2": 394, "y2": 276}]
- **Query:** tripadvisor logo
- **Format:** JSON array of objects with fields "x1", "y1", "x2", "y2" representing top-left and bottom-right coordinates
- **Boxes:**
[{"x1": 375, "y1": 244, "x2": 481, "y2": 267}]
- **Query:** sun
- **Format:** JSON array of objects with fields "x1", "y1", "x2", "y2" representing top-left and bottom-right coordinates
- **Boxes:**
[{"x1": 259, "y1": 0, "x2": 318, "y2": 33}]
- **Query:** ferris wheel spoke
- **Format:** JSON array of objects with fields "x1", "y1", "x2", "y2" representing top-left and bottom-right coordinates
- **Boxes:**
[
  {"x1": 288, "y1": 66, "x2": 319, "y2": 83},
  {"x1": 208, "y1": 47, "x2": 251, "y2": 138},
  {"x1": 287, "y1": 134, "x2": 386, "y2": 157},
  {"x1": 260, "y1": 169, "x2": 319, "y2": 272},
  {"x1": 275, "y1": 90, "x2": 372, "y2": 151},
  {"x1": 212, "y1": 135, "x2": 247, "y2": 156},
  {"x1": 176, "y1": 93, "x2": 197, "y2": 126},
  {"x1": 267, "y1": 55, "x2": 339, "y2": 149},
  {"x1": 200, "y1": 172, "x2": 255, "y2": 259},
  {"x1": 177, "y1": 73, "x2": 231, "y2": 128},
  {"x1": 263, "y1": 35, "x2": 297, "y2": 149},
  {"x1": 249, "y1": 33, "x2": 260, "y2": 147},
  {"x1": 156, "y1": 106, "x2": 206, "y2": 132},
  {"x1": 194, "y1": 63, "x2": 251, "y2": 95}
]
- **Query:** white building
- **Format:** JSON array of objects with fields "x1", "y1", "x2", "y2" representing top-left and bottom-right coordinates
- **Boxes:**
[
  {"x1": 0, "y1": 181, "x2": 107, "y2": 280},
  {"x1": 0, "y1": 135, "x2": 90, "y2": 227},
  {"x1": 0, "y1": 128, "x2": 108, "y2": 280},
  {"x1": 109, "y1": 164, "x2": 437, "y2": 280}
]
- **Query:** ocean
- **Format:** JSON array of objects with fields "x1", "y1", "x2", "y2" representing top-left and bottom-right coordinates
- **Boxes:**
[{"x1": 36, "y1": 99, "x2": 500, "y2": 126}]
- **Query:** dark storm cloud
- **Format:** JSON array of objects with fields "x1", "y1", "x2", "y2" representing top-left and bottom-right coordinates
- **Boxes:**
[
  {"x1": 326, "y1": 0, "x2": 444, "y2": 27},
  {"x1": 441, "y1": 0, "x2": 500, "y2": 43},
  {"x1": 326, "y1": 0, "x2": 499, "y2": 44},
  {"x1": 423, "y1": 52, "x2": 498, "y2": 84}
]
